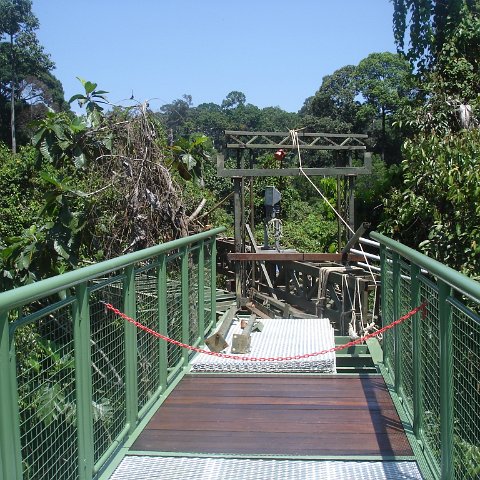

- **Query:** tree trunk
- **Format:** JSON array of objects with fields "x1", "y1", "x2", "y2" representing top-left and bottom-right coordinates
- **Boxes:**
[
  {"x1": 381, "y1": 105, "x2": 385, "y2": 161},
  {"x1": 10, "y1": 34, "x2": 16, "y2": 154}
]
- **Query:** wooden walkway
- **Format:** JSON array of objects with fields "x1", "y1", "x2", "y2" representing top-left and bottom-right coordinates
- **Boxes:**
[{"x1": 131, "y1": 374, "x2": 413, "y2": 457}]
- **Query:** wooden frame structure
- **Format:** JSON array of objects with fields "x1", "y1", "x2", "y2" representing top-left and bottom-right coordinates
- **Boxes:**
[{"x1": 218, "y1": 130, "x2": 373, "y2": 307}]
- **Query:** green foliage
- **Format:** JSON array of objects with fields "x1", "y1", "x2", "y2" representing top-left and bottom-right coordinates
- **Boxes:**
[
  {"x1": 169, "y1": 133, "x2": 210, "y2": 187},
  {"x1": 0, "y1": 0, "x2": 62, "y2": 149},
  {"x1": 281, "y1": 200, "x2": 337, "y2": 253},
  {"x1": 380, "y1": 129, "x2": 480, "y2": 277}
]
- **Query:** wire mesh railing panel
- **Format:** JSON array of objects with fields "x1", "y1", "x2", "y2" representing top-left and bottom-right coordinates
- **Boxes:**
[
  {"x1": 0, "y1": 229, "x2": 222, "y2": 480},
  {"x1": 382, "y1": 250, "x2": 395, "y2": 376},
  {"x1": 204, "y1": 241, "x2": 214, "y2": 333},
  {"x1": 89, "y1": 285, "x2": 126, "y2": 464},
  {"x1": 188, "y1": 247, "x2": 200, "y2": 348},
  {"x1": 399, "y1": 261, "x2": 414, "y2": 412},
  {"x1": 135, "y1": 269, "x2": 160, "y2": 410},
  {"x1": 15, "y1": 303, "x2": 79, "y2": 480},
  {"x1": 418, "y1": 276, "x2": 441, "y2": 466},
  {"x1": 166, "y1": 256, "x2": 183, "y2": 372},
  {"x1": 451, "y1": 302, "x2": 480, "y2": 480}
]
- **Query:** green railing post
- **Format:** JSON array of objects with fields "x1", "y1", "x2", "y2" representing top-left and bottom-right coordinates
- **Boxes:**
[
  {"x1": 0, "y1": 310, "x2": 23, "y2": 480},
  {"x1": 73, "y1": 283, "x2": 94, "y2": 480},
  {"x1": 438, "y1": 279, "x2": 453, "y2": 480},
  {"x1": 392, "y1": 252, "x2": 403, "y2": 398},
  {"x1": 181, "y1": 246, "x2": 190, "y2": 366},
  {"x1": 410, "y1": 263, "x2": 423, "y2": 439},
  {"x1": 379, "y1": 244, "x2": 389, "y2": 367},
  {"x1": 210, "y1": 238, "x2": 217, "y2": 330},
  {"x1": 198, "y1": 240, "x2": 205, "y2": 342},
  {"x1": 157, "y1": 254, "x2": 168, "y2": 389},
  {"x1": 124, "y1": 265, "x2": 138, "y2": 433}
]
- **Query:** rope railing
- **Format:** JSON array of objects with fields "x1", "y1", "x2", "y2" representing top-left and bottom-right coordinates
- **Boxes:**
[{"x1": 103, "y1": 301, "x2": 427, "y2": 363}]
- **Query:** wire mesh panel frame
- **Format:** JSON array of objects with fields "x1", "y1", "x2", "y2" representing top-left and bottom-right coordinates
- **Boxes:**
[
  {"x1": 0, "y1": 228, "x2": 224, "y2": 480},
  {"x1": 373, "y1": 231, "x2": 480, "y2": 480}
]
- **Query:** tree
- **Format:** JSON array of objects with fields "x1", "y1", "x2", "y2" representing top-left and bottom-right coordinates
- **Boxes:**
[
  {"x1": 355, "y1": 52, "x2": 413, "y2": 160},
  {"x1": 221, "y1": 91, "x2": 246, "y2": 110},
  {"x1": 0, "y1": 0, "x2": 58, "y2": 152},
  {"x1": 392, "y1": 0, "x2": 479, "y2": 71},
  {"x1": 303, "y1": 65, "x2": 359, "y2": 128}
]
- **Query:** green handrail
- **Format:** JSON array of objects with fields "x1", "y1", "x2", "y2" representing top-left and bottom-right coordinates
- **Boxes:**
[
  {"x1": 371, "y1": 231, "x2": 480, "y2": 480},
  {"x1": 370, "y1": 232, "x2": 480, "y2": 302},
  {"x1": 0, "y1": 227, "x2": 225, "y2": 480},
  {"x1": 0, "y1": 227, "x2": 225, "y2": 313}
]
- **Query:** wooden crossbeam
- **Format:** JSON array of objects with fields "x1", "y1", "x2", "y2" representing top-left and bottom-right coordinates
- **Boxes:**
[
  {"x1": 225, "y1": 130, "x2": 367, "y2": 150},
  {"x1": 227, "y1": 252, "x2": 363, "y2": 262}
]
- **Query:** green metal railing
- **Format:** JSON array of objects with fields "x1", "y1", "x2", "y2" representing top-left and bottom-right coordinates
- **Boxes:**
[
  {"x1": 371, "y1": 232, "x2": 480, "y2": 480},
  {"x1": 0, "y1": 227, "x2": 224, "y2": 480}
]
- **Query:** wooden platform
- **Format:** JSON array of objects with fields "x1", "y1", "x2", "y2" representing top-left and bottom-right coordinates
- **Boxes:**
[{"x1": 131, "y1": 374, "x2": 413, "y2": 457}]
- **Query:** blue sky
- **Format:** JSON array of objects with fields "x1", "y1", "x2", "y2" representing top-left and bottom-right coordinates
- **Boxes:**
[{"x1": 33, "y1": 0, "x2": 397, "y2": 113}]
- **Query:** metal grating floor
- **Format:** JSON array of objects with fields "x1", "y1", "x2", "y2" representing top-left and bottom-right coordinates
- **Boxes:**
[
  {"x1": 110, "y1": 456, "x2": 423, "y2": 479},
  {"x1": 190, "y1": 317, "x2": 336, "y2": 373}
]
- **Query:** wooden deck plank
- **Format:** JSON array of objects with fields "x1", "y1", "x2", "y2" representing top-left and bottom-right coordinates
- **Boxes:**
[{"x1": 131, "y1": 375, "x2": 413, "y2": 457}]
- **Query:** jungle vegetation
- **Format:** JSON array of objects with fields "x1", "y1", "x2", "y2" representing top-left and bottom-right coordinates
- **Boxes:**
[{"x1": 1, "y1": 0, "x2": 480, "y2": 287}]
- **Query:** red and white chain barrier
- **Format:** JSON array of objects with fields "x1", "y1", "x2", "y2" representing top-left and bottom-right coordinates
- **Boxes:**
[{"x1": 103, "y1": 301, "x2": 427, "y2": 362}]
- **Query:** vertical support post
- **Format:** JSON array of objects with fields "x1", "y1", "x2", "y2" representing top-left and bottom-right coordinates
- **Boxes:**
[
  {"x1": 379, "y1": 244, "x2": 389, "y2": 367},
  {"x1": 410, "y1": 263, "x2": 423, "y2": 438},
  {"x1": 233, "y1": 176, "x2": 243, "y2": 306},
  {"x1": 210, "y1": 237, "x2": 217, "y2": 331},
  {"x1": 181, "y1": 246, "x2": 190, "y2": 367},
  {"x1": 0, "y1": 310, "x2": 22, "y2": 480},
  {"x1": 392, "y1": 252, "x2": 403, "y2": 398},
  {"x1": 157, "y1": 254, "x2": 168, "y2": 390},
  {"x1": 123, "y1": 265, "x2": 138, "y2": 433},
  {"x1": 73, "y1": 283, "x2": 94, "y2": 480},
  {"x1": 438, "y1": 279, "x2": 453, "y2": 480},
  {"x1": 197, "y1": 240, "x2": 205, "y2": 342},
  {"x1": 347, "y1": 174, "x2": 355, "y2": 235},
  {"x1": 336, "y1": 175, "x2": 342, "y2": 251}
]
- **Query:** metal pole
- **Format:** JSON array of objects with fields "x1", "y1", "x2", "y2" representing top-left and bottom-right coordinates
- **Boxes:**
[
  {"x1": 181, "y1": 246, "x2": 190, "y2": 367},
  {"x1": 410, "y1": 263, "x2": 423, "y2": 439},
  {"x1": 233, "y1": 176, "x2": 243, "y2": 306},
  {"x1": 0, "y1": 309, "x2": 23, "y2": 480},
  {"x1": 210, "y1": 237, "x2": 217, "y2": 331},
  {"x1": 438, "y1": 279, "x2": 453, "y2": 480},
  {"x1": 341, "y1": 222, "x2": 370, "y2": 257},
  {"x1": 124, "y1": 265, "x2": 138, "y2": 434},
  {"x1": 73, "y1": 283, "x2": 94, "y2": 480},
  {"x1": 379, "y1": 244, "x2": 389, "y2": 369},
  {"x1": 198, "y1": 240, "x2": 205, "y2": 342},
  {"x1": 392, "y1": 252, "x2": 403, "y2": 399},
  {"x1": 157, "y1": 254, "x2": 168, "y2": 390}
]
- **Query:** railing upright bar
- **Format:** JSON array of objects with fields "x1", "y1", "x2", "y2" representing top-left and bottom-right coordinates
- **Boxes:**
[
  {"x1": 392, "y1": 252, "x2": 403, "y2": 398},
  {"x1": 124, "y1": 265, "x2": 138, "y2": 433},
  {"x1": 73, "y1": 283, "x2": 94, "y2": 480},
  {"x1": 157, "y1": 254, "x2": 168, "y2": 389},
  {"x1": 181, "y1": 246, "x2": 190, "y2": 367},
  {"x1": 210, "y1": 238, "x2": 217, "y2": 329},
  {"x1": 198, "y1": 240, "x2": 205, "y2": 342},
  {"x1": 379, "y1": 244, "x2": 389, "y2": 368},
  {"x1": 0, "y1": 310, "x2": 22, "y2": 480},
  {"x1": 410, "y1": 264, "x2": 423, "y2": 439},
  {"x1": 438, "y1": 279, "x2": 453, "y2": 480}
]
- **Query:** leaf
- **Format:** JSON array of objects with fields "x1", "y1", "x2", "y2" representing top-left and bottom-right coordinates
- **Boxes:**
[
  {"x1": 181, "y1": 153, "x2": 196, "y2": 170},
  {"x1": 34, "y1": 383, "x2": 66, "y2": 426},
  {"x1": 68, "y1": 94, "x2": 86, "y2": 104},
  {"x1": 73, "y1": 150, "x2": 87, "y2": 169},
  {"x1": 53, "y1": 240, "x2": 70, "y2": 260},
  {"x1": 83, "y1": 81, "x2": 97, "y2": 95}
]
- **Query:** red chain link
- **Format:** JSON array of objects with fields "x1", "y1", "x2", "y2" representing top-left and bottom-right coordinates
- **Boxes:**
[{"x1": 103, "y1": 301, "x2": 427, "y2": 362}]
